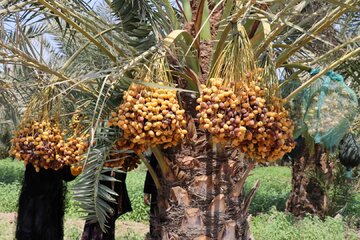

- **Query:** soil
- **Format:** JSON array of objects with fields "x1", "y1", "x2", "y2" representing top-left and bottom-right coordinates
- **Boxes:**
[{"x1": 0, "y1": 212, "x2": 148, "y2": 240}]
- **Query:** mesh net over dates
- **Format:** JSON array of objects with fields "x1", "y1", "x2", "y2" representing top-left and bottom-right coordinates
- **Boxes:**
[{"x1": 304, "y1": 69, "x2": 358, "y2": 149}]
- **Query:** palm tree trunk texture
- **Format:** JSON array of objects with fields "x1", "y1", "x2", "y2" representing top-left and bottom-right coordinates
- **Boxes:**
[
  {"x1": 286, "y1": 140, "x2": 333, "y2": 218},
  {"x1": 153, "y1": 134, "x2": 258, "y2": 239}
]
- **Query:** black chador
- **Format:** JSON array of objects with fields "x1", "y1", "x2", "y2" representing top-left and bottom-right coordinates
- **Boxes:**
[
  {"x1": 143, "y1": 153, "x2": 160, "y2": 239},
  {"x1": 16, "y1": 164, "x2": 76, "y2": 240}
]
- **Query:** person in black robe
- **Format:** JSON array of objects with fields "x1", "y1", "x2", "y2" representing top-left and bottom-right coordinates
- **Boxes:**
[
  {"x1": 81, "y1": 171, "x2": 132, "y2": 240},
  {"x1": 16, "y1": 163, "x2": 76, "y2": 240},
  {"x1": 143, "y1": 153, "x2": 160, "y2": 239}
]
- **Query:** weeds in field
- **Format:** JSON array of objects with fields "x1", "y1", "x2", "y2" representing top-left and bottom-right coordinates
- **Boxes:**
[
  {"x1": 0, "y1": 159, "x2": 358, "y2": 240},
  {"x1": 250, "y1": 208, "x2": 358, "y2": 240}
]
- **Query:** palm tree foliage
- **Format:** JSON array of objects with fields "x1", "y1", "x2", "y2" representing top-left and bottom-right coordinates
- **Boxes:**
[
  {"x1": 72, "y1": 125, "x2": 124, "y2": 229},
  {"x1": 1, "y1": 0, "x2": 360, "y2": 234}
]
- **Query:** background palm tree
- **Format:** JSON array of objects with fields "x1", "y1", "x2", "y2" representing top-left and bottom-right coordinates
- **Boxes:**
[
  {"x1": 284, "y1": 4, "x2": 360, "y2": 218},
  {"x1": 1, "y1": 0, "x2": 359, "y2": 239}
]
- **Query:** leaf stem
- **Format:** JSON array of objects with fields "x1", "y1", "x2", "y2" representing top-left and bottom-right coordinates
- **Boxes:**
[
  {"x1": 37, "y1": 0, "x2": 117, "y2": 62},
  {"x1": 284, "y1": 48, "x2": 360, "y2": 103},
  {"x1": 138, "y1": 154, "x2": 161, "y2": 190}
]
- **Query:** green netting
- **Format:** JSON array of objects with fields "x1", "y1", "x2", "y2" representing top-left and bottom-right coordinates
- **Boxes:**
[{"x1": 303, "y1": 69, "x2": 358, "y2": 149}]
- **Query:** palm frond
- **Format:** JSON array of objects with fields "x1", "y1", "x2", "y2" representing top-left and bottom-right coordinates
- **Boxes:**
[
  {"x1": 275, "y1": 0, "x2": 359, "y2": 66},
  {"x1": 284, "y1": 47, "x2": 360, "y2": 102},
  {"x1": 72, "y1": 126, "x2": 124, "y2": 231},
  {"x1": 111, "y1": 0, "x2": 175, "y2": 51}
]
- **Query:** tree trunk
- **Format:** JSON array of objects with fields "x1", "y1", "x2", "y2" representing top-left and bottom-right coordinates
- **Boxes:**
[
  {"x1": 152, "y1": 134, "x2": 258, "y2": 239},
  {"x1": 151, "y1": 2, "x2": 259, "y2": 239},
  {"x1": 286, "y1": 139, "x2": 333, "y2": 218}
]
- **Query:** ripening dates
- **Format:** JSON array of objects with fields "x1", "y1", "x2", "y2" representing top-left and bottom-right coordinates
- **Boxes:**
[
  {"x1": 196, "y1": 78, "x2": 295, "y2": 162},
  {"x1": 109, "y1": 83, "x2": 187, "y2": 151},
  {"x1": 10, "y1": 120, "x2": 89, "y2": 172}
]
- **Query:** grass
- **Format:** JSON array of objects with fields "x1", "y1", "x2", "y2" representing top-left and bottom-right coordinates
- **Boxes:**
[
  {"x1": 250, "y1": 208, "x2": 358, "y2": 240},
  {"x1": 62, "y1": 219, "x2": 148, "y2": 240},
  {"x1": 119, "y1": 170, "x2": 149, "y2": 222},
  {"x1": 0, "y1": 182, "x2": 21, "y2": 212},
  {"x1": 0, "y1": 158, "x2": 23, "y2": 212},
  {"x1": 65, "y1": 167, "x2": 149, "y2": 221},
  {"x1": 343, "y1": 193, "x2": 360, "y2": 228},
  {"x1": 0, "y1": 158, "x2": 148, "y2": 239},
  {"x1": 0, "y1": 158, "x2": 150, "y2": 221},
  {"x1": 0, "y1": 158, "x2": 23, "y2": 183},
  {"x1": 245, "y1": 166, "x2": 292, "y2": 214},
  {"x1": 0, "y1": 213, "x2": 147, "y2": 240},
  {"x1": 0, "y1": 158, "x2": 359, "y2": 240}
]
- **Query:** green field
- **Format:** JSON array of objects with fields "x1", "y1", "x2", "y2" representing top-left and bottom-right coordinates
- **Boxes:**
[{"x1": 0, "y1": 158, "x2": 358, "y2": 239}]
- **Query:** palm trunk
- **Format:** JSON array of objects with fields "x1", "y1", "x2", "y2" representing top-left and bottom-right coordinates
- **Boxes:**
[
  {"x1": 286, "y1": 140, "x2": 333, "y2": 218},
  {"x1": 153, "y1": 134, "x2": 258, "y2": 239},
  {"x1": 151, "y1": 2, "x2": 260, "y2": 238}
]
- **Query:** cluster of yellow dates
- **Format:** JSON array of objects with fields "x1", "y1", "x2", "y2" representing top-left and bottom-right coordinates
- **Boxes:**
[
  {"x1": 108, "y1": 83, "x2": 187, "y2": 150},
  {"x1": 10, "y1": 120, "x2": 89, "y2": 172},
  {"x1": 197, "y1": 78, "x2": 295, "y2": 162}
]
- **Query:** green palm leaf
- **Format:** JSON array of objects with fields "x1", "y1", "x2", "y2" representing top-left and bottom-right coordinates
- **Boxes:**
[{"x1": 72, "y1": 126, "x2": 125, "y2": 231}]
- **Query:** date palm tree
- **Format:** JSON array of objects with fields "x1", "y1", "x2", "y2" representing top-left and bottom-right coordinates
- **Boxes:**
[
  {"x1": 1, "y1": 0, "x2": 360, "y2": 239},
  {"x1": 285, "y1": 7, "x2": 360, "y2": 218}
]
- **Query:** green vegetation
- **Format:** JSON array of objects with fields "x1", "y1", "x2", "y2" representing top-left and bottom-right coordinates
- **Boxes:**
[
  {"x1": 345, "y1": 193, "x2": 360, "y2": 217},
  {"x1": 117, "y1": 231, "x2": 144, "y2": 240},
  {"x1": 64, "y1": 225, "x2": 82, "y2": 240},
  {"x1": 245, "y1": 166, "x2": 292, "y2": 214},
  {"x1": 0, "y1": 158, "x2": 23, "y2": 184},
  {"x1": 250, "y1": 208, "x2": 358, "y2": 240},
  {"x1": 65, "y1": 167, "x2": 149, "y2": 221},
  {"x1": 0, "y1": 182, "x2": 21, "y2": 212},
  {"x1": 0, "y1": 158, "x2": 23, "y2": 212},
  {"x1": 0, "y1": 158, "x2": 149, "y2": 221},
  {"x1": 0, "y1": 158, "x2": 358, "y2": 239},
  {"x1": 119, "y1": 170, "x2": 149, "y2": 222},
  {"x1": 64, "y1": 180, "x2": 84, "y2": 218}
]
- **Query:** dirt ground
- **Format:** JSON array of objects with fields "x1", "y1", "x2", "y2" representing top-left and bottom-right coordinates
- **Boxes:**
[{"x1": 0, "y1": 212, "x2": 148, "y2": 240}]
